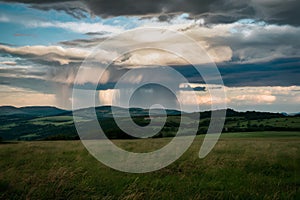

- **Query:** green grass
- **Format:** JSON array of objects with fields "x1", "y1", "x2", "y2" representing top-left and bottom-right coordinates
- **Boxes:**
[
  {"x1": 0, "y1": 123, "x2": 17, "y2": 131},
  {"x1": 0, "y1": 132, "x2": 299, "y2": 199},
  {"x1": 225, "y1": 117, "x2": 300, "y2": 129},
  {"x1": 30, "y1": 116, "x2": 74, "y2": 126},
  {"x1": 221, "y1": 131, "x2": 300, "y2": 138}
]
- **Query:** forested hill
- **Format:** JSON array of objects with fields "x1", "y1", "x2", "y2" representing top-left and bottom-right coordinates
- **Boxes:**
[{"x1": 0, "y1": 106, "x2": 299, "y2": 141}]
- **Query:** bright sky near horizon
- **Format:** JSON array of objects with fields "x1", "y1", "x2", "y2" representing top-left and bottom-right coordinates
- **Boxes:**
[{"x1": 0, "y1": 1, "x2": 299, "y2": 113}]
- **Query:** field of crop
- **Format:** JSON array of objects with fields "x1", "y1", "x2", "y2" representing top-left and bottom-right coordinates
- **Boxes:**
[{"x1": 0, "y1": 131, "x2": 299, "y2": 199}]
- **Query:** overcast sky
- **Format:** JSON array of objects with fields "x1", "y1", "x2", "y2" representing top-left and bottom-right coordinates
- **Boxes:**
[{"x1": 0, "y1": 0, "x2": 299, "y2": 113}]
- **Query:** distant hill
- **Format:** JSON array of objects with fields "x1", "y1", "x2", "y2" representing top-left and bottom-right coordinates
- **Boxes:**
[
  {"x1": 0, "y1": 106, "x2": 299, "y2": 141},
  {"x1": 0, "y1": 106, "x2": 27, "y2": 116},
  {"x1": 289, "y1": 112, "x2": 300, "y2": 117},
  {"x1": 0, "y1": 106, "x2": 67, "y2": 117},
  {"x1": 71, "y1": 106, "x2": 182, "y2": 119}
]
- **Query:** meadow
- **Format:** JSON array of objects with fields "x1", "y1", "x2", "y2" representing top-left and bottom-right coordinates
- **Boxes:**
[{"x1": 0, "y1": 131, "x2": 299, "y2": 199}]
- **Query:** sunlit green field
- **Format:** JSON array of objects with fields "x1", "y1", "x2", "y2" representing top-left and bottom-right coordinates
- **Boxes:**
[{"x1": 0, "y1": 132, "x2": 299, "y2": 199}]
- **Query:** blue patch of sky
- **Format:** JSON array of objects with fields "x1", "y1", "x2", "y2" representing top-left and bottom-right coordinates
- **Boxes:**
[
  {"x1": 102, "y1": 16, "x2": 140, "y2": 29},
  {"x1": 229, "y1": 18, "x2": 267, "y2": 34},
  {"x1": 0, "y1": 3, "x2": 88, "y2": 45},
  {"x1": 178, "y1": 13, "x2": 190, "y2": 19},
  {"x1": 0, "y1": 2, "x2": 140, "y2": 46},
  {"x1": 0, "y1": 21, "x2": 88, "y2": 46},
  {"x1": 236, "y1": 18, "x2": 267, "y2": 26},
  {"x1": 0, "y1": 2, "x2": 79, "y2": 23}
]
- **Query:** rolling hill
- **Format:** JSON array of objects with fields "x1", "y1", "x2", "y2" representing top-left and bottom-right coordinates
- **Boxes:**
[
  {"x1": 0, "y1": 106, "x2": 66, "y2": 117},
  {"x1": 0, "y1": 106, "x2": 299, "y2": 141}
]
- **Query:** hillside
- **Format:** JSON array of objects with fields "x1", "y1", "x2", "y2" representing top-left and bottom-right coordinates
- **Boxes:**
[
  {"x1": 0, "y1": 106, "x2": 299, "y2": 141},
  {"x1": 0, "y1": 106, "x2": 66, "y2": 117}
]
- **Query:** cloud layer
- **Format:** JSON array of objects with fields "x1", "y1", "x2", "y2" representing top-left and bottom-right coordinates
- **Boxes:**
[
  {"x1": 2, "y1": 0, "x2": 300, "y2": 25},
  {"x1": 96, "y1": 84, "x2": 300, "y2": 112}
]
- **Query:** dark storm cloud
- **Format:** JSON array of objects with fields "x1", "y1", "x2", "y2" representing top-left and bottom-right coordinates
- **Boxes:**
[
  {"x1": 1, "y1": 0, "x2": 300, "y2": 25},
  {"x1": 0, "y1": 68, "x2": 46, "y2": 77},
  {"x1": 0, "y1": 76, "x2": 55, "y2": 94},
  {"x1": 59, "y1": 38, "x2": 105, "y2": 48},
  {"x1": 219, "y1": 59, "x2": 300, "y2": 87},
  {"x1": 85, "y1": 31, "x2": 111, "y2": 36},
  {"x1": 174, "y1": 58, "x2": 300, "y2": 87}
]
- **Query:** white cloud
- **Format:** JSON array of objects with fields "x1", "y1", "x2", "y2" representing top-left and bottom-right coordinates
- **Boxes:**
[
  {"x1": 231, "y1": 94, "x2": 276, "y2": 104},
  {"x1": 99, "y1": 89, "x2": 120, "y2": 105},
  {"x1": 0, "y1": 44, "x2": 120, "y2": 65},
  {"x1": 0, "y1": 44, "x2": 90, "y2": 65},
  {"x1": 58, "y1": 17, "x2": 300, "y2": 65},
  {"x1": 0, "y1": 15, "x2": 9, "y2": 22},
  {"x1": 28, "y1": 21, "x2": 125, "y2": 34},
  {"x1": 169, "y1": 19, "x2": 300, "y2": 63},
  {"x1": 0, "y1": 85, "x2": 57, "y2": 108},
  {"x1": 0, "y1": 61, "x2": 17, "y2": 66}
]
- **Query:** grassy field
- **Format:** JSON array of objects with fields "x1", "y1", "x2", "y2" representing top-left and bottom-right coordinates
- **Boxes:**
[
  {"x1": 0, "y1": 132, "x2": 299, "y2": 199},
  {"x1": 225, "y1": 117, "x2": 300, "y2": 129}
]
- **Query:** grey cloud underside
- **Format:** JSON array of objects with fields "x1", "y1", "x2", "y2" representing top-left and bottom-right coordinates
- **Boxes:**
[
  {"x1": 0, "y1": 48, "x2": 85, "y2": 66},
  {"x1": 221, "y1": 62, "x2": 300, "y2": 87},
  {"x1": 0, "y1": 76, "x2": 56, "y2": 94},
  {"x1": 60, "y1": 38, "x2": 105, "y2": 48},
  {"x1": 174, "y1": 59, "x2": 300, "y2": 87},
  {"x1": 2, "y1": 0, "x2": 300, "y2": 25},
  {"x1": 1, "y1": 58, "x2": 299, "y2": 98}
]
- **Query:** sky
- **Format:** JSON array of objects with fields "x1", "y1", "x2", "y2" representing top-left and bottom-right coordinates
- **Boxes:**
[{"x1": 0, "y1": 0, "x2": 299, "y2": 113}]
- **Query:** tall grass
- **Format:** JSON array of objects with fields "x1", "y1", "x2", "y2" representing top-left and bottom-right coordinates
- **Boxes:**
[{"x1": 0, "y1": 132, "x2": 299, "y2": 199}]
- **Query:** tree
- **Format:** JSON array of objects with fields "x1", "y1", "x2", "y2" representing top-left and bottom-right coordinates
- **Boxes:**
[{"x1": 247, "y1": 120, "x2": 251, "y2": 128}]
